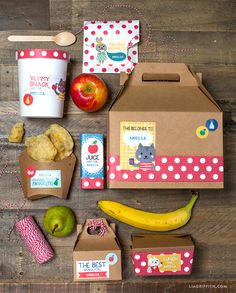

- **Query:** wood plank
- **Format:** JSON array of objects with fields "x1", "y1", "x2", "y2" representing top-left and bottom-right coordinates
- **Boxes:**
[
  {"x1": 0, "y1": 30, "x2": 236, "y2": 64},
  {"x1": 0, "y1": 62, "x2": 236, "y2": 113},
  {"x1": 69, "y1": 0, "x2": 236, "y2": 32},
  {"x1": 1, "y1": 234, "x2": 236, "y2": 281},
  {"x1": 0, "y1": 0, "x2": 236, "y2": 287},
  {"x1": 49, "y1": 0, "x2": 72, "y2": 31},
  {"x1": 0, "y1": 0, "x2": 50, "y2": 30},
  {"x1": 0, "y1": 281, "x2": 234, "y2": 293}
]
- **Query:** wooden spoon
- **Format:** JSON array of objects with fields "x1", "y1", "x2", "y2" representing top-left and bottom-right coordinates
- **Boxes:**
[{"x1": 8, "y1": 31, "x2": 76, "y2": 47}]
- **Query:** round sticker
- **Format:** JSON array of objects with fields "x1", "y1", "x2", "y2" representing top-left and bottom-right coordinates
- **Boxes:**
[
  {"x1": 196, "y1": 126, "x2": 209, "y2": 139},
  {"x1": 23, "y1": 94, "x2": 33, "y2": 106},
  {"x1": 205, "y1": 119, "x2": 218, "y2": 131},
  {"x1": 26, "y1": 166, "x2": 36, "y2": 178},
  {"x1": 105, "y1": 253, "x2": 118, "y2": 265}
]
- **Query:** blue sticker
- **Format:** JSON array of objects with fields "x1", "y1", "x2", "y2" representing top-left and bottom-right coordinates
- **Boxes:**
[
  {"x1": 205, "y1": 119, "x2": 218, "y2": 131},
  {"x1": 107, "y1": 52, "x2": 126, "y2": 62},
  {"x1": 105, "y1": 253, "x2": 118, "y2": 265}
]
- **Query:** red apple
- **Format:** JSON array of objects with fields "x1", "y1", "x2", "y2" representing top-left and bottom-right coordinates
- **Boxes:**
[
  {"x1": 88, "y1": 141, "x2": 98, "y2": 153},
  {"x1": 70, "y1": 74, "x2": 108, "y2": 112},
  {"x1": 109, "y1": 255, "x2": 114, "y2": 262}
]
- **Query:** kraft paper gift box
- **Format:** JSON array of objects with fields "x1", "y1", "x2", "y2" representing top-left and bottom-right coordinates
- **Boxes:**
[
  {"x1": 73, "y1": 218, "x2": 122, "y2": 281},
  {"x1": 131, "y1": 234, "x2": 195, "y2": 276},
  {"x1": 19, "y1": 151, "x2": 76, "y2": 200},
  {"x1": 107, "y1": 63, "x2": 224, "y2": 189}
]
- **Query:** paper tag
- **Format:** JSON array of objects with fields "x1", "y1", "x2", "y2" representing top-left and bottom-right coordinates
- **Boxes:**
[
  {"x1": 81, "y1": 135, "x2": 104, "y2": 178},
  {"x1": 120, "y1": 121, "x2": 156, "y2": 170},
  {"x1": 83, "y1": 20, "x2": 139, "y2": 73},
  {"x1": 30, "y1": 170, "x2": 61, "y2": 188},
  {"x1": 147, "y1": 253, "x2": 181, "y2": 273},
  {"x1": 76, "y1": 260, "x2": 109, "y2": 279}
]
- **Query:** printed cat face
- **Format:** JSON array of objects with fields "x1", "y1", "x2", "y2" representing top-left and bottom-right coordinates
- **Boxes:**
[
  {"x1": 58, "y1": 79, "x2": 66, "y2": 93},
  {"x1": 148, "y1": 256, "x2": 161, "y2": 267},
  {"x1": 135, "y1": 143, "x2": 156, "y2": 163}
]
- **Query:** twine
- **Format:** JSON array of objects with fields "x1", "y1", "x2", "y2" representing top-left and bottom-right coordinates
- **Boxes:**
[
  {"x1": 87, "y1": 219, "x2": 107, "y2": 237},
  {"x1": 74, "y1": 3, "x2": 198, "y2": 62},
  {"x1": 74, "y1": 4, "x2": 153, "y2": 61}
]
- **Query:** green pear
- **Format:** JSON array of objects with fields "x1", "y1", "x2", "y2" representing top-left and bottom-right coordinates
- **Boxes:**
[{"x1": 43, "y1": 206, "x2": 76, "y2": 237}]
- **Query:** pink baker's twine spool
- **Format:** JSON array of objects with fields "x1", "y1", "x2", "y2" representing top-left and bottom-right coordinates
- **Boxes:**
[{"x1": 15, "y1": 216, "x2": 54, "y2": 264}]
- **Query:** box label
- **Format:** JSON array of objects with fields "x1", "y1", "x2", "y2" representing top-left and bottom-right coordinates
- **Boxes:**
[
  {"x1": 30, "y1": 170, "x2": 61, "y2": 188},
  {"x1": 76, "y1": 260, "x2": 109, "y2": 279},
  {"x1": 132, "y1": 250, "x2": 193, "y2": 275},
  {"x1": 81, "y1": 135, "x2": 104, "y2": 177},
  {"x1": 120, "y1": 121, "x2": 156, "y2": 170},
  {"x1": 147, "y1": 253, "x2": 181, "y2": 273}
]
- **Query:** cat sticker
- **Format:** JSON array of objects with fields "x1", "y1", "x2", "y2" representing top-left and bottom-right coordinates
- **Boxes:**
[
  {"x1": 129, "y1": 143, "x2": 156, "y2": 170},
  {"x1": 146, "y1": 253, "x2": 181, "y2": 273},
  {"x1": 120, "y1": 121, "x2": 156, "y2": 171},
  {"x1": 147, "y1": 254, "x2": 163, "y2": 273},
  {"x1": 52, "y1": 78, "x2": 66, "y2": 99}
]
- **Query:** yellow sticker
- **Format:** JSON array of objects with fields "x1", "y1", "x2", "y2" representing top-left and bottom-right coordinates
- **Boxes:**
[
  {"x1": 147, "y1": 253, "x2": 181, "y2": 273},
  {"x1": 120, "y1": 121, "x2": 156, "y2": 170},
  {"x1": 196, "y1": 126, "x2": 209, "y2": 139}
]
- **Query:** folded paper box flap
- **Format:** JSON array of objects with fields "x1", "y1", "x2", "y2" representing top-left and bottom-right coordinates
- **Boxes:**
[
  {"x1": 19, "y1": 151, "x2": 76, "y2": 200},
  {"x1": 132, "y1": 233, "x2": 194, "y2": 250},
  {"x1": 112, "y1": 63, "x2": 221, "y2": 112},
  {"x1": 74, "y1": 218, "x2": 120, "y2": 252}
]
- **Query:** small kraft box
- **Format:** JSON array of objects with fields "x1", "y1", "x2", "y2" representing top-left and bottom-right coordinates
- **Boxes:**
[
  {"x1": 107, "y1": 63, "x2": 224, "y2": 189},
  {"x1": 73, "y1": 218, "x2": 122, "y2": 281},
  {"x1": 131, "y1": 234, "x2": 194, "y2": 276},
  {"x1": 19, "y1": 152, "x2": 76, "y2": 200}
]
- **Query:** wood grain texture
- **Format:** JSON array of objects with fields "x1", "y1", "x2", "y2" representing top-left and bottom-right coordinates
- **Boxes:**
[
  {"x1": 0, "y1": 0, "x2": 50, "y2": 30},
  {"x1": 0, "y1": 0, "x2": 236, "y2": 291},
  {"x1": 0, "y1": 281, "x2": 235, "y2": 293}
]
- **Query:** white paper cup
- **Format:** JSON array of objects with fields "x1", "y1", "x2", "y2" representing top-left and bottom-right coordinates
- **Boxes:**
[{"x1": 16, "y1": 49, "x2": 70, "y2": 118}]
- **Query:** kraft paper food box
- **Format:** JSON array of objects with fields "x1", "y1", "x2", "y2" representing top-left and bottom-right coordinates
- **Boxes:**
[
  {"x1": 131, "y1": 234, "x2": 195, "y2": 276},
  {"x1": 73, "y1": 218, "x2": 122, "y2": 281},
  {"x1": 19, "y1": 151, "x2": 76, "y2": 200},
  {"x1": 107, "y1": 63, "x2": 224, "y2": 189}
]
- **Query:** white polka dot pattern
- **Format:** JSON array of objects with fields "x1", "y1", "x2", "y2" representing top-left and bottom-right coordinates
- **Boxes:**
[
  {"x1": 108, "y1": 155, "x2": 224, "y2": 183},
  {"x1": 17, "y1": 49, "x2": 70, "y2": 61},
  {"x1": 132, "y1": 250, "x2": 194, "y2": 275}
]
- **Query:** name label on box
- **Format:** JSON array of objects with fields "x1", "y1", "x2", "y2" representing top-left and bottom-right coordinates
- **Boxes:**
[
  {"x1": 76, "y1": 260, "x2": 109, "y2": 279},
  {"x1": 30, "y1": 170, "x2": 61, "y2": 188}
]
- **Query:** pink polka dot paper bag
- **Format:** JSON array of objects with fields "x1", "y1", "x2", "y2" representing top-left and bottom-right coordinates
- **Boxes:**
[
  {"x1": 83, "y1": 20, "x2": 139, "y2": 74},
  {"x1": 131, "y1": 234, "x2": 195, "y2": 276}
]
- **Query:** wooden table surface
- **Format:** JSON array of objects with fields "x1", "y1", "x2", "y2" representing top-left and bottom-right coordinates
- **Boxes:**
[{"x1": 0, "y1": 0, "x2": 236, "y2": 292}]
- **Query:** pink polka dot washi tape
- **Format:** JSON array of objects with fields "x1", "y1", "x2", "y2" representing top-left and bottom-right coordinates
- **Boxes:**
[{"x1": 15, "y1": 216, "x2": 54, "y2": 264}]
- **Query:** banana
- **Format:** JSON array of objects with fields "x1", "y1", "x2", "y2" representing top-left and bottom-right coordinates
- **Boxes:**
[{"x1": 97, "y1": 194, "x2": 198, "y2": 231}]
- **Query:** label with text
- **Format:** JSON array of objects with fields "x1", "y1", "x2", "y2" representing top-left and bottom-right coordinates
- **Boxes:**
[
  {"x1": 76, "y1": 260, "x2": 109, "y2": 279},
  {"x1": 30, "y1": 170, "x2": 61, "y2": 188}
]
